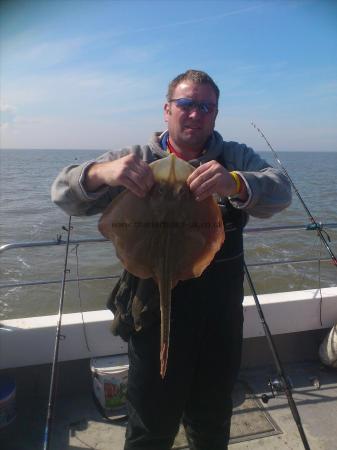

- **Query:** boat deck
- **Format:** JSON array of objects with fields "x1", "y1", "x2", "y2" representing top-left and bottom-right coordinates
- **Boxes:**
[{"x1": 1, "y1": 360, "x2": 336, "y2": 450}]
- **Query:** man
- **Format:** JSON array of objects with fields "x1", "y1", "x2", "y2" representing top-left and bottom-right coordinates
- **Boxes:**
[{"x1": 52, "y1": 69, "x2": 291, "y2": 450}]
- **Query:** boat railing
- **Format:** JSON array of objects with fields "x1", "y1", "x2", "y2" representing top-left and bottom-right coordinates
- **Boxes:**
[{"x1": 1, "y1": 222, "x2": 336, "y2": 290}]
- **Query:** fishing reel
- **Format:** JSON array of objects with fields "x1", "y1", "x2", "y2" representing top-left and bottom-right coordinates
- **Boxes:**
[{"x1": 261, "y1": 375, "x2": 293, "y2": 404}]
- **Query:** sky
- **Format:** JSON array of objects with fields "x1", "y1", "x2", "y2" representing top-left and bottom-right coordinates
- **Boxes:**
[{"x1": 1, "y1": 0, "x2": 336, "y2": 152}]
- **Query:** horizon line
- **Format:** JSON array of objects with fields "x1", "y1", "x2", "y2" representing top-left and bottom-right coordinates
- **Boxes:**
[{"x1": 1, "y1": 147, "x2": 336, "y2": 153}]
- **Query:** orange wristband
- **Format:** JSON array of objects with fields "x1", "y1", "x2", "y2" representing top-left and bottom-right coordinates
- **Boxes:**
[{"x1": 229, "y1": 171, "x2": 242, "y2": 195}]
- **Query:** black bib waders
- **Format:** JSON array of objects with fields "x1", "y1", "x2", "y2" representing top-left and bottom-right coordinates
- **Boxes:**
[{"x1": 108, "y1": 200, "x2": 246, "y2": 450}]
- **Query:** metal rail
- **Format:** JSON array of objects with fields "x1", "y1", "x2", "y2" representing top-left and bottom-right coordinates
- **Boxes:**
[
  {"x1": 1, "y1": 222, "x2": 336, "y2": 290},
  {"x1": 0, "y1": 237, "x2": 106, "y2": 254},
  {"x1": 1, "y1": 223, "x2": 336, "y2": 255}
]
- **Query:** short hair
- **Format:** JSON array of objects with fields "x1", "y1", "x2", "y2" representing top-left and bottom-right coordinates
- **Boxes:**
[{"x1": 166, "y1": 69, "x2": 220, "y2": 102}]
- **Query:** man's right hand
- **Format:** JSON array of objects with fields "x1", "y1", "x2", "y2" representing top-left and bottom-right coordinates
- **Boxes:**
[{"x1": 84, "y1": 153, "x2": 155, "y2": 198}]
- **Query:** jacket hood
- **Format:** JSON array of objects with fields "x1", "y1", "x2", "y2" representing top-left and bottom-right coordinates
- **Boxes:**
[{"x1": 147, "y1": 130, "x2": 225, "y2": 166}]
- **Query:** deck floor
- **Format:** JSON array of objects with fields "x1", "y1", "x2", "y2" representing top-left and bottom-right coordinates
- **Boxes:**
[{"x1": 1, "y1": 360, "x2": 336, "y2": 450}]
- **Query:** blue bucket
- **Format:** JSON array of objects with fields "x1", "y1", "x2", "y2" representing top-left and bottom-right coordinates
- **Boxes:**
[{"x1": 0, "y1": 377, "x2": 16, "y2": 428}]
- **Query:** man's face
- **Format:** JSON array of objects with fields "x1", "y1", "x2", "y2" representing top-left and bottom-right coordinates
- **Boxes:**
[{"x1": 164, "y1": 81, "x2": 218, "y2": 152}]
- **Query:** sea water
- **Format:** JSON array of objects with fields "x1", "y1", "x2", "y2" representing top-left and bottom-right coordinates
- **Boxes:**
[{"x1": 0, "y1": 149, "x2": 336, "y2": 319}]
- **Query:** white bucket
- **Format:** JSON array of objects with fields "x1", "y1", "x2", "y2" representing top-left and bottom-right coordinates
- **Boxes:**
[
  {"x1": 0, "y1": 377, "x2": 16, "y2": 429},
  {"x1": 90, "y1": 355, "x2": 129, "y2": 415}
]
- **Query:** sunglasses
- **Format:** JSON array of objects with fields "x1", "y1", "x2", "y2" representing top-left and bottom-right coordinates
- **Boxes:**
[{"x1": 169, "y1": 98, "x2": 217, "y2": 114}]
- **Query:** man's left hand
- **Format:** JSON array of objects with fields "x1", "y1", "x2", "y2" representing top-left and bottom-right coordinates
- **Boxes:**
[{"x1": 186, "y1": 160, "x2": 247, "y2": 202}]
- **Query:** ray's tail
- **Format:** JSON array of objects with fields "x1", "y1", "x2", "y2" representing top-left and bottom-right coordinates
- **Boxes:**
[
  {"x1": 158, "y1": 272, "x2": 171, "y2": 378},
  {"x1": 157, "y1": 231, "x2": 172, "y2": 379}
]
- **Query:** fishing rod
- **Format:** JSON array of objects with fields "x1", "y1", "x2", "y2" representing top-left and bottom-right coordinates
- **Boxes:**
[
  {"x1": 43, "y1": 216, "x2": 73, "y2": 450},
  {"x1": 243, "y1": 261, "x2": 311, "y2": 450},
  {"x1": 246, "y1": 122, "x2": 337, "y2": 449},
  {"x1": 251, "y1": 122, "x2": 337, "y2": 268}
]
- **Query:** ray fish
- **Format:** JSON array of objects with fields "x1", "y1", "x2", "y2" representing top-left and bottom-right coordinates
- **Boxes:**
[{"x1": 99, "y1": 154, "x2": 225, "y2": 378}]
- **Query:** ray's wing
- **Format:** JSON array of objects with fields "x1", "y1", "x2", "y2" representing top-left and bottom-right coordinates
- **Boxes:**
[{"x1": 98, "y1": 189, "x2": 155, "y2": 279}]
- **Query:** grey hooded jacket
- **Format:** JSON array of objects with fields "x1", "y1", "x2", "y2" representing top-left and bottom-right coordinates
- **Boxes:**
[{"x1": 51, "y1": 130, "x2": 291, "y2": 218}]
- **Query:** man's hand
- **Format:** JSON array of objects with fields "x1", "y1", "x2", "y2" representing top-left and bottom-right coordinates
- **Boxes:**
[
  {"x1": 186, "y1": 160, "x2": 248, "y2": 202},
  {"x1": 85, "y1": 153, "x2": 154, "y2": 197}
]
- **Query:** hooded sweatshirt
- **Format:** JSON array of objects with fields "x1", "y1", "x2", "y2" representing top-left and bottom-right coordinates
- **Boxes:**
[{"x1": 51, "y1": 130, "x2": 291, "y2": 218}]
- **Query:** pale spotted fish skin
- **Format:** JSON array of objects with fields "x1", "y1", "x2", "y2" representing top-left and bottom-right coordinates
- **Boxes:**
[{"x1": 98, "y1": 154, "x2": 225, "y2": 378}]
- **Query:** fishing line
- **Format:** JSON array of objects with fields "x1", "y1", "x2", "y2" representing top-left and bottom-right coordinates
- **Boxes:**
[
  {"x1": 73, "y1": 244, "x2": 91, "y2": 352},
  {"x1": 43, "y1": 216, "x2": 73, "y2": 450},
  {"x1": 251, "y1": 122, "x2": 337, "y2": 268},
  {"x1": 244, "y1": 261, "x2": 311, "y2": 450},
  {"x1": 318, "y1": 240, "x2": 323, "y2": 327}
]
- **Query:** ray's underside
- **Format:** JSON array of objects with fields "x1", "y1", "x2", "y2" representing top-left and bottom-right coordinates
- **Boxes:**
[{"x1": 99, "y1": 154, "x2": 225, "y2": 378}]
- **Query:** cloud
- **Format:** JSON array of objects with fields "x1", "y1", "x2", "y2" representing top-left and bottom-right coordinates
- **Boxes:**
[
  {"x1": 25, "y1": 38, "x2": 87, "y2": 65},
  {"x1": 308, "y1": 80, "x2": 337, "y2": 99},
  {"x1": 0, "y1": 113, "x2": 162, "y2": 150},
  {"x1": 0, "y1": 104, "x2": 16, "y2": 128},
  {"x1": 112, "y1": 3, "x2": 266, "y2": 36},
  {"x1": 2, "y1": 34, "x2": 92, "y2": 69},
  {"x1": 2, "y1": 67, "x2": 164, "y2": 119}
]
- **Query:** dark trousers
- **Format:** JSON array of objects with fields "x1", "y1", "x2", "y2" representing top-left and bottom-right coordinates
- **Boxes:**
[{"x1": 124, "y1": 259, "x2": 244, "y2": 450}]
